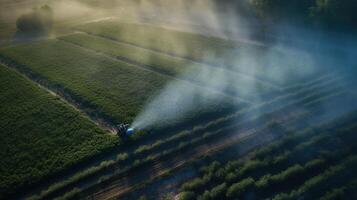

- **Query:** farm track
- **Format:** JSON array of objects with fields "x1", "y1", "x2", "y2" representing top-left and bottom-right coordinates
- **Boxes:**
[
  {"x1": 69, "y1": 31, "x2": 282, "y2": 91},
  {"x1": 58, "y1": 38, "x2": 253, "y2": 104},
  {"x1": 24, "y1": 73, "x2": 341, "y2": 200}
]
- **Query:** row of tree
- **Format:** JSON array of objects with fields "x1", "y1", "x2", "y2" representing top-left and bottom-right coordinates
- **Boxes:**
[
  {"x1": 178, "y1": 111, "x2": 357, "y2": 199},
  {"x1": 15, "y1": 5, "x2": 53, "y2": 40}
]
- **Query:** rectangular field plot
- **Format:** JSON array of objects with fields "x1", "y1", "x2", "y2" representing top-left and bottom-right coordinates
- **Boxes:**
[
  {"x1": 77, "y1": 21, "x2": 319, "y2": 86},
  {"x1": 60, "y1": 33, "x2": 280, "y2": 101},
  {"x1": 0, "y1": 64, "x2": 118, "y2": 198},
  {"x1": 0, "y1": 40, "x2": 241, "y2": 127}
]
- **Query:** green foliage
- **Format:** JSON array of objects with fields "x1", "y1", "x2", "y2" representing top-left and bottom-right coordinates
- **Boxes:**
[
  {"x1": 53, "y1": 188, "x2": 81, "y2": 200},
  {"x1": 0, "y1": 65, "x2": 117, "y2": 198},
  {"x1": 60, "y1": 33, "x2": 277, "y2": 100},
  {"x1": 0, "y1": 40, "x2": 168, "y2": 123},
  {"x1": 179, "y1": 111, "x2": 357, "y2": 199},
  {"x1": 207, "y1": 183, "x2": 227, "y2": 199},
  {"x1": 16, "y1": 4, "x2": 53, "y2": 38},
  {"x1": 116, "y1": 153, "x2": 129, "y2": 161},
  {"x1": 178, "y1": 191, "x2": 195, "y2": 200},
  {"x1": 77, "y1": 21, "x2": 235, "y2": 63},
  {"x1": 226, "y1": 177, "x2": 255, "y2": 198},
  {"x1": 0, "y1": 39, "x2": 238, "y2": 128},
  {"x1": 137, "y1": 195, "x2": 148, "y2": 200},
  {"x1": 320, "y1": 179, "x2": 357, "y2": 200},
  {"x1": 273, "y1": 156, "x2": 357, "y2": 200},
  {"x1": 181, "y1": 176, "x2": 211, "y2": 191},
  {"x1": 76, "y1": 21, "x2": 310, "y2": 85},
  {"x1": 0, "y1": 20, "x2": 349, "y2": 199}
]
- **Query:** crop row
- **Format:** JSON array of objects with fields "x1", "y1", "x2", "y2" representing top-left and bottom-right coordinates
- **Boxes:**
[
  {"x1": 28, "y1": 101, "x2": 303, "y2": 200},
  {"x1": 178, "y1": 110, "x2": 357, "y2": 200},
  {"x1": 0, "y1": 39, "x2": 245, "y2": 199},
  {"x1": 183, "y1": 121, "x2": 357, "y2": 196},
  {"x1": 76, "y1": 21, "x2": 319, "y2": 85},
  {"x1": 60, "y1": 33, "x2": 280, "y2": 101},
  {"x1": 60, "y1": 109, "x2": 304, "y2": 200},
  {"x1": 131, "y1": 72, "x2": 343, "y2": 162},
  {"x1": 132, "y1": 81, "x2": 342, "y2": 159},
  {"x1": 36, "y1": 74, "x2": 343, "y2": 200},
  {"x1": 0, "y1": 64, "x2": 118, "y2": 199},
  {"x1": 22, "y1": 64, "x2": 339, "y2": 200},
  {"x1": 274, "y1": 155, "x2": 357, "y2": 200},
  {"x1": 72, "y1": 81, "x2": 347, "y2": 200},
  {"x1": 76, "y1": 21, "x2": 237, "y2": 64},
  {"x1": 0, "y1": 39, "x2": 239, "y2": 126}
]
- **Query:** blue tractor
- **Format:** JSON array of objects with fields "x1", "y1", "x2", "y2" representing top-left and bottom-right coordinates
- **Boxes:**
[{"x1": 115, "y1": 123, "x2": 135, "y2": 137}]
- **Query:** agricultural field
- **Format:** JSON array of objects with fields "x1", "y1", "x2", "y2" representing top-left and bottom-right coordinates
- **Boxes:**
[
  {"x1": 0, "y1": 40, "x2": 240, "y2": 131},
  {"x1": 1, "y1": 1, "x2": 357, "y2": 200},
  {"x1": 0, "y1": 40, "x2": 170, "y2": 124},
  {"x1": 77, "y1": 21, "x2": 236, "y2": 62},
  {"x1": 178, "y1": 112, "x2": 357, "y2": 200},
  {"x1": 0, "y1": 64, "x2": 118, "y2": 199},
  {"x1": 60, "y1": 33, "x2": 280, "y2": 101},
  {"x1": 76, "y1": 21, "x2": 319, "y2": 86}
]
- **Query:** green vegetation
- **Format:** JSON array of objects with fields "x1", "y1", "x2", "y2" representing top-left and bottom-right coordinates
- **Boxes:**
[
  {"x1": 76, "y1": 21, "x2": 319, "y2": 85},
  {"x1": 0, "y1": 40, "x2": 167, "y2": 123},
  {"x1": 0, "y1": 39, "x2": 238, "y2": 126},
  {"x1": 178, "y1": 111, "x2": 357, "y2": 199},
  {"x1": 30, "y1": 72, "x2": 343, "y2": 200},
  {"x1": 60, "y1": 33, "x2": 278, "y2": 100},
  {"x1": 15, "y1": 4, "x2": 53, "y2": 39},
  {"x1": 1, "y1": 6, "x2": 355, "y2": 199},
  {"x1": 0, "y1": 64, "x2": 118, "y2": 199},
  {"x1": 77, "y1": 21, "x2": 236, "y2": 62}
]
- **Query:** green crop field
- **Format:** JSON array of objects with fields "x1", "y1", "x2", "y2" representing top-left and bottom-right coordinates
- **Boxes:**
[
  {"x1": 0, "y1": 40, "x2": 168, "y2": 123},
  {"x1": 178, "y1": 112, "x2": 357, "y2": 200},
  {"x1": 1, "y1": 2, "x2": 356, "y2": 199},
  {"x1": 60, "y1": 33, "x2": 280, "y2": 101},
  {"x1": 25, "y1": 68, "x2": 348, "y2": 200},
  {"x1": 0, "y1": 39, "x2": 243, "y2": 129},
  {"x1": 77, "y1": 21, "x2": 236, "y2": 62},
  {"x1": 0, "y1": 64, "x2": 118, "y2": 198},
  {"x1": 76, "y1": 21, "x2": 317, "y2": 86}
]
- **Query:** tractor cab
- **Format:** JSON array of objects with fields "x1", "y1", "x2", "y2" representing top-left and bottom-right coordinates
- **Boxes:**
[{"x1": 115, "y1": 123, "x2": 135, "y2": 137}]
